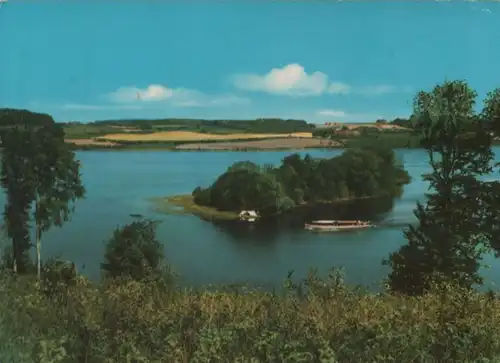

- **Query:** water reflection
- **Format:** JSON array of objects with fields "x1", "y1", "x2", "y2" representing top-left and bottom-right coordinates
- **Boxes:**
[{"x1": 212, "y1": 196, "x2": 398, "y2": 242}]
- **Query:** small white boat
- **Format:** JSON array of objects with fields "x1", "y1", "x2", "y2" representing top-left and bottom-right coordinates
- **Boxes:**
[
  {"x1": 239, "y1": 210, "x2": 259, "y2": 222},
  {"x1": 304, "y1": 220, "x2": 373, "y2": 232}
]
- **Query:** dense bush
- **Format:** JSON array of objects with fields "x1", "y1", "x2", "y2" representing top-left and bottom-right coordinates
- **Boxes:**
[
  {"x1": 101, "y1": 220, "x2": 166, "y2": 281},
  {"x1": 2, "y1": 270, "x2": 500, "y2": 362}
]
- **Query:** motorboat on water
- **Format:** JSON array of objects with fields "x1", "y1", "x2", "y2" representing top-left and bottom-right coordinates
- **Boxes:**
[
  {"x1": 239, "y1": 210, "x2": 259, "y2": 222},
  {"x1": 304, "y1": 219, "x2": 374, "y2": 232}
]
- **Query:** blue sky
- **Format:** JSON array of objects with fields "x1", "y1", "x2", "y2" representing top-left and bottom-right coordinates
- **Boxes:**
[{"x1": 1, "y1": 0, "x2": 500, "y2": 123}]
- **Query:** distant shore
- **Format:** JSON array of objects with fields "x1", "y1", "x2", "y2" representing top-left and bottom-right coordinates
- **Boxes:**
[{"x1": 65, "y1": 135, "x2": 344, "y2": 152}]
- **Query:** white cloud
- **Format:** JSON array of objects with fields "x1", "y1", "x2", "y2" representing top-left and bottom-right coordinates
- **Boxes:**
[
  {"x1": 108, "y1": 84, "x2": 174, "y2": 103},
  {"x1": 314, "y1": 109, "x2": 401, "y2": 123},
  {"x1": 232, "y1": 63, "x2": 403, "y2": 97},
  {"x1": 232, "y1": 64, "x2": 329, "y2": 96},
  {"x1": 106, "y1": 84, "x2": 250, "y2": 108},
  {"x1": 317, "y1": 109, "x2": 346, "y2": 117}
]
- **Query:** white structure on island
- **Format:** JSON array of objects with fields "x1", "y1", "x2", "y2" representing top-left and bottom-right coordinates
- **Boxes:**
[{"x1": 239, "y1": 210, "x2": 259, "y2": 222}]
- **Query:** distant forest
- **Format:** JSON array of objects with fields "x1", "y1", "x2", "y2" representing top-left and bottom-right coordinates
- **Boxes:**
[
  {"x1": 79, "y1": 118, "x2": 317, "y2": 134},
  {"x1": 0, "y1": 108, "x2": 412, "y2": 134},
  {"x1": 0, "y1": 108, "x2": 55, "y2": 127}
]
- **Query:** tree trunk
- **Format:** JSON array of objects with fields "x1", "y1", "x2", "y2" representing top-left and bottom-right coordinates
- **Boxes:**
[
  {"x1": 36, "y1": 226, "x2": 41, "y2": 280},
  {"x1": 35, "y1": 197, "x2": 41, "y2": 280}
]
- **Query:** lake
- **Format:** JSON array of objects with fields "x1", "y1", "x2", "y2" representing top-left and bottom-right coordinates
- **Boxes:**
[{"x1": 1, "y1": 148, "x2": 500, "y2": 291}]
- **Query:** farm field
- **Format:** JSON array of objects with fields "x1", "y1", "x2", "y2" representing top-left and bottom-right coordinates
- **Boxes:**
[
  {"x1": 98, "y1": 131, "x2": 314, "y2": 142},
  {"x1": 175, "y1": 137, "x2": 340, "y2": 150},
  {"x1": 64, "y1": 138, "x2": 119, "y2": 147}
]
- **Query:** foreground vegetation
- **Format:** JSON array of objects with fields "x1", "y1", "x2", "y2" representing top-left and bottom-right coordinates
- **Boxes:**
[{"x1": 3, "y1": 269, "x2": 500, "y2": 362}]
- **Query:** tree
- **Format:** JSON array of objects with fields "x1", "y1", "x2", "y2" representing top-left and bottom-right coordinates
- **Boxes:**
[
  {"x1": 478, "y1": 88, "x2": 500, "y2": 253},
  {"x1": 207, "y1": 167, "x2": 294, "y2": 215},
  {"x1": 30, "y1": 124, "x2": 85, "y2": 279},
  {"x1": 340, "y1": 149, "x2": 382, "y2": 197},
  {"x1": 385, "y1": 80, "x2": 495, "y2": 295},
  {"x1": 483, "y1": 88, "x2": 500, "y2": 136},
  {"x1": 1, "y1": 124, "x2": 38, "y2": 273},
  {"x1": 0, "y1": 108, "x2": 55, "y2": 128},
  {"x1": 101, "y1": 219, "x2": 165, "y2": 281},
  {"x1": 0, "y1": 122, "x2": 85, "y2": 278}
]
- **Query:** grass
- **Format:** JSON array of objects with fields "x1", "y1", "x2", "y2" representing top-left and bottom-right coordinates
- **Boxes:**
[
  {"x1": 339, "y1": 131, "x2": 422, "y2": 149},
  {"x1": 98, "y1": 131, "x2": 314, "y2": 142},
  {"x1": 68, "y1": 142, "x2": 177, "y2": 151},
  {"x1": 151, "y1": 194, "x2": 240, "y2": 220},
  {"x1": 3, "y1": 271, "x2": 500, "y2": 362},
  {"x1": 62, "y1": 124, "x2": 123, "y2": 139}
]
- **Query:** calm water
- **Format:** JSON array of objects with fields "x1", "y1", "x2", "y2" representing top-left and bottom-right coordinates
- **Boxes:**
[{"x1": 1, "y1": 148, "x2": 500, "y2": 291}]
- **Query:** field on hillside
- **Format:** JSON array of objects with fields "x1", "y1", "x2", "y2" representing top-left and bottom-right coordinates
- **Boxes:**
[
  {"x1": 62, "y1": 124, "x2": 126, "y2": 139},
  {"x1": 175, "y1": 137, "x2": 340, "y2": 150},
  {"x1": 315, "y1": 122, "x2": 409, "y2": 130},
  {"x1": 98, "y1": 131, "x2": 314, "y2": 142}
]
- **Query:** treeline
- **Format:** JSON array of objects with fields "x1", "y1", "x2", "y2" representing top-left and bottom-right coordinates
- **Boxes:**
[
  {"x1": 192, "y1": 145, "x2": 411, "y2": 216},
  {"x1": 0, "y1": 108, "x2": 55, "y2": 127},
  {"x1": 311, "y1": 117, "x2": 422, "y2": 149},
  {"x1": 312, "y1": 117, "x2": 412, "y2": 137},
  {"x1": 66, "y1": 117, "x2": 316, "y2": 134}
]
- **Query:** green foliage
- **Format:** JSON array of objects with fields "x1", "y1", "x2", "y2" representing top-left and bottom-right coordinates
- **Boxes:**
[
  {"x1": 343, "y1": 131, "x2": 422, "y2": 149},
  {"x1": 200, "y1": 163, "x2": 294, "y2": 216},
  {"x1": 61, "y1": 123, "x2": 120, "y2": 139},
  {"x1": 386, "y1": 80, "x2": 497, "y2": 295},
  {"x1": 0, "y1": 124, "x2": 38, "y2": 274},
  {"x1": 312, "y1": 123, "x2": 421, "y2": 149},
  {"x1": 3, "y1": 270, "x2": 500, "y2": 362},
  {"x1": 39, "y1": 258, "x2": 78, "y2": 299},
  {"x1": 101, "y1": 220, "x2": 166, "y2": 281},
  {"x1": 390, "y1": 117, "x2": 412, "y2": 128},
  {"x1": 31, "y1": 124, "x2": 86, "y2": 231},
  {"x1": 0, "y1": 246, "x2": 35, "y2": 274},
  {"x1": 194, "y1": 146, "x2": 411, "y2": 215},
  {"x1": 0, "y1": 108, "x2": 54, "y2": 128},
  {"x1": 0, "y1": 122, "x2": 85, "y2": 277},
  {"x1": 483, "y1": 88, "x2": 500, "y2": 137}
]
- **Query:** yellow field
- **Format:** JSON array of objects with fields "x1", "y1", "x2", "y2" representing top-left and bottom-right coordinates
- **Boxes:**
[{"x1": 99, "y1": 131, "x2": 313, "y2": 142}]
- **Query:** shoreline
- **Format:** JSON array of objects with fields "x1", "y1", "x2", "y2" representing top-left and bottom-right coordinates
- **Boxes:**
[
  {"x1": 151, "y1": 194, "x2": 240, "y2": 221},
  {"x1": 151, "y1": 193, "x2": 385, "y2": 221},
  {"x1": 70, "y1": 145, "x2": 346, "y2": 152},
  {"x1": 66, "y1": 135, "x2": 345, "y2": 152},
  {"x1": 67, "y1": 143, "x2": 425, "y2": 152}
]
